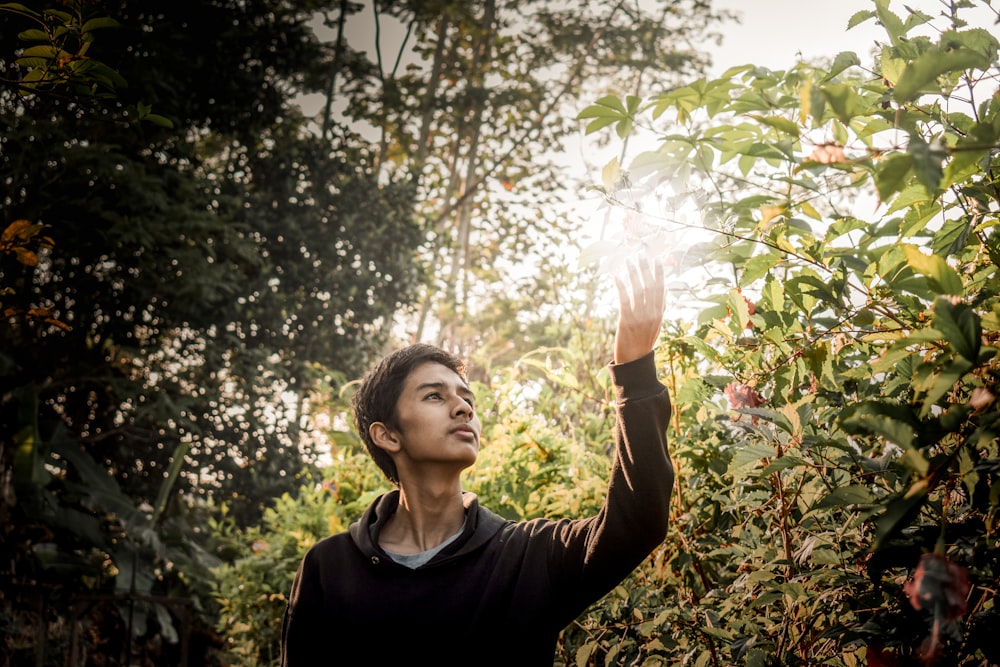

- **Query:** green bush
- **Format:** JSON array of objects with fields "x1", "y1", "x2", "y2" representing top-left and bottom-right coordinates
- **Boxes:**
[{"x1": 567, "y1": 0, "x2": 1000, "y2": 664}]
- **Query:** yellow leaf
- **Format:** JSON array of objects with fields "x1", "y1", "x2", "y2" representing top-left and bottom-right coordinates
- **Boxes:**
[
  {"x1": 2, "y1": 219, "x2": 34, "y2": 244},
  {"x1": 798, "y1": 78, "x2": 812, "y2": 126},
  {"x1": 759, "y1": 205, "x2": 786, "y2": 227},
  {"x1": 601, "y1": 157, "x2": 622, "y2": 192},
  {"x1": 14, "y1": 247, "x2": 38, "y2": 266}
]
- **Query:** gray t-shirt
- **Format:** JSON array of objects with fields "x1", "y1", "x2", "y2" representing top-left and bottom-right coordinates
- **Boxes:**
[{"x1": 384, "y1": 514, "x2": 468, "y2": 569}]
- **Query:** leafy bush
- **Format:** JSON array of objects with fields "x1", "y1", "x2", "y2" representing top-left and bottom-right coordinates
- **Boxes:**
[{"x1": 567, "y1": 0, "x2": 1000, "y2": 664}]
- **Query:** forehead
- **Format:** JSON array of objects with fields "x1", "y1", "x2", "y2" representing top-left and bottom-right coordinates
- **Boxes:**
[{"x1": 401, "y1": 362, "x2": 469, "y2": 392}]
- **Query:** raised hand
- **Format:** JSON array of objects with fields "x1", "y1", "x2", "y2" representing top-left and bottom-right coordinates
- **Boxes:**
[{"x1": 613, "y1": 256, "x2": 666, "y2": 364}]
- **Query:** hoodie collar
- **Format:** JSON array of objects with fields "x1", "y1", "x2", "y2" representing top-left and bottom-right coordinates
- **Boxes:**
[{"x1": 349, "y1": 490, "x2": 508, "y2": 565}]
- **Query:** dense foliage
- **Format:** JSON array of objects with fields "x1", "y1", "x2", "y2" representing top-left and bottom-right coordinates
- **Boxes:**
[
  {"x1": 1, "y1": 0, "x2": 729, "y2": 664},
  {"x1": 1, "y1": 0, "x2": 422, "y2": 663},
  {"x1": 567, "y1": 0, "x2": 1000, "y2": 664},
  {"x1": 11, "y1": 0, "x2": 998, "y2": 665}
]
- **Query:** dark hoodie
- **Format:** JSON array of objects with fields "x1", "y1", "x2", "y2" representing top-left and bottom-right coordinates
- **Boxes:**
[{"x1": 280, "y1": 352, "x2": 673, "y2": 666}]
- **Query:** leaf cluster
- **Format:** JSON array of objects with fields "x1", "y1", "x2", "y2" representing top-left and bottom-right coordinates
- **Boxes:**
[{"x1": 567, "y1": 1, "x2": 1000, "y2": 664}]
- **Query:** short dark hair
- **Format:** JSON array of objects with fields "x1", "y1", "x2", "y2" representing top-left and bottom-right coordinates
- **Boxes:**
[{"x1": 352, "y1": 344, "x2": 467, "y2": 485}]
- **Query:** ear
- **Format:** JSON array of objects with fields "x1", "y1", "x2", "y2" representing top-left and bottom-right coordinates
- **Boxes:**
[{"x1": 369, "y1": 421, "x2": 402, "y2": 453}]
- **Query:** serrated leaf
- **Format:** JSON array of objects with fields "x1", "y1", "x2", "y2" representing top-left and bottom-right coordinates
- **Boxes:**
[
  {"x1": 847, "y1": 9, "x2": 876, "y2": 30},
  {"x1": 821, "y1": 83, "x2": 867, "y2": 125},
  {"x1": 823, "y1": 51, "x2": 862, "y2": 81},
  {"x1": 873, "y1": 0, "x2": 906, "y2": 45}
]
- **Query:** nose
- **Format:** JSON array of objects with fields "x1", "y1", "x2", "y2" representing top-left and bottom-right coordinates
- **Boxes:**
[{"x1": 451, "y1": 397, "x2": 473, "y2": 419}]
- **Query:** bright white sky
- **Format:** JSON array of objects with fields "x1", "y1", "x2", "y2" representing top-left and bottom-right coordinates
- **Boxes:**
[{"x1": 709, "y1": 0, "x2": 996, "y2": 74}]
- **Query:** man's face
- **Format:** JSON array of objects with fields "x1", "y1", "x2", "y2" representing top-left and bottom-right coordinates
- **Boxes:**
[{"x1": 387, "y1": 361, "x2": 481, "y2": 474}]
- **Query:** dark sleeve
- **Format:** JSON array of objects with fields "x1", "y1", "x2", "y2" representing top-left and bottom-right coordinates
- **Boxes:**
[
  {"x1": 551, "y1": 350, "x2": 674, "y2": 592},
  {"x1": 600, "y1": 350, "x2": 674, "y2": 555},
  {"x1": 280, "y1": 549, "x2": 324, "y2": 667}
]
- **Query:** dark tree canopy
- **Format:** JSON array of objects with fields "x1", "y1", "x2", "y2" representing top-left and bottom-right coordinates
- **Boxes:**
[{"x1": 0, "y1": 4, "x2": 425, "y2": 644}]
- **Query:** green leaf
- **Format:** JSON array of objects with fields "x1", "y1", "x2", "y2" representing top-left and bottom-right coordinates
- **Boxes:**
[
  {"x1": 912, "y1": 357, "x2": 973, "y2": 417},
  {"x1": 823, "y1": 51, "x2": 862, "y2": 81},
  {"x1": 17, "y1": 28, "x2": 48, "y2": 41},
  {"x1": 892, "y1": 46, "x2": 992, "y2": 102},
  {"x1": 577, "y1": 96, "x2": 626, "y2": 119},
  {"x1": 143, "y1": 113, "x2": 174, "y2": 128},
  {"x1": 81, "y1": 16, "x2": 120, "y2": 32},
  {"x1": 676, "y1": 377, "x2": 715, "y2": 405},
  {"x1": 906, "y1": 135, "x2": 946, "y2": 192},
  {"x1": 739, "y1": 251, "x2": 782, "y2": 286},
  {"x1": 151, "y1": 441, "x2": 190, "y2": 520},
  {"x1": 761, "y1": 456, "x2": 807, "y2": 476},
  {"x1": 874, "y1": 484, "x2": 928, "y2": 548},
  {"x1": 931, "y1": 297, "x2": 980, "y2": 362},
  {"x1": 747, "y1": 113, "x2": 800, "y2": 137},
  {"x1": 0, "y1": 2, "x2": 41, "y2": 18},
  {"x1": 847, "y1": 9, "x2": 876, "y2": 30},
  {"x1": 584, "y1": 117, "x2": 617, "y2": 134},
  {"x1": 902, "y1": 245, "x2": 962, "y2": 295},
  {"x1": 729, "y1": 443, "x2": 778, "y2": 474},
  {"x1": 821, "y1": 83, "x2": 868, "y2": 125},
  {"x1": 41, "y1": 8, "x2": 71, "y2": 21},
  {"x1": 21, "y1": 44, "x2": 60, "y2": 59},
  {"x1": 873, "y1": 0, "x2": 906, "y2": 43},
  {"x1": 839, "y1": 401, "x2": 917, "y2": 449},
  {"x1": 701, "y1": 626, "x2": 733, "y2": 641},
  {"x1": 812, "y1": 485, "x2": 877, "y2": 511},
  {"x1": 874, "y1": 153, "x2": 914, "y2": 202}
]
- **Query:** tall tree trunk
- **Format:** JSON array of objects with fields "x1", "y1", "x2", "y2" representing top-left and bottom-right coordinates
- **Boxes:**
[
  {"x1": 320, "y1": 0, "x2": 350, "y2": 141},
  {"x1": 413, "y1": 11, "x2": 451, "y2": 173}
]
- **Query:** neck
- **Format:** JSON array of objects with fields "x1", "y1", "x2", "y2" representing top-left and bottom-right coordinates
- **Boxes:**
[{"x1": 379, "y1": 482, "x2": 466, "y2": 555}]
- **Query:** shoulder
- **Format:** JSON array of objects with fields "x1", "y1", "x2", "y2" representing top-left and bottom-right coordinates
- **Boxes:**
[{"x1": 303, "y1": 530, "x2": 356, "y2": 562}]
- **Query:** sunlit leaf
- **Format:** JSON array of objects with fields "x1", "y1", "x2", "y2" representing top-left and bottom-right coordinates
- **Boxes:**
[
  {"x1": 892, "y1": 46, "x2": 992, "y2": 102},
  {"x1": 747, "y1": 113, "x2": 800, "y2": 137},
  {"x1": 873, "y1": 153, "x2": 914, "y2": 202},
  {"x1": 902, "y1": 245, "x2": 962, "y2": 295},
  {"x1": 821, "y1": 83, "x2": 868, "y2": 125},
  {"x1": 906, "y1": 135, "x2": 946, "y2": 192}
]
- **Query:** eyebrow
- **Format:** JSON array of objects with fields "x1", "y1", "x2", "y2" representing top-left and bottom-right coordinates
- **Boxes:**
[{"x1": 414, "y1": 380, "x2": 473, "y2": 396}]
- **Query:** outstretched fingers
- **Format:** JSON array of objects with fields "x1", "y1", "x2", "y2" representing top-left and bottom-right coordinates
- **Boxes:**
[{"x1": 614, "y1": 256, "x2": 666, "y2": 364}]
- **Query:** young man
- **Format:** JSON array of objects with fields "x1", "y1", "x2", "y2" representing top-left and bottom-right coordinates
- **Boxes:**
[{"x1": 281, "y1": 258, "x2": 673, "y2": 665}]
